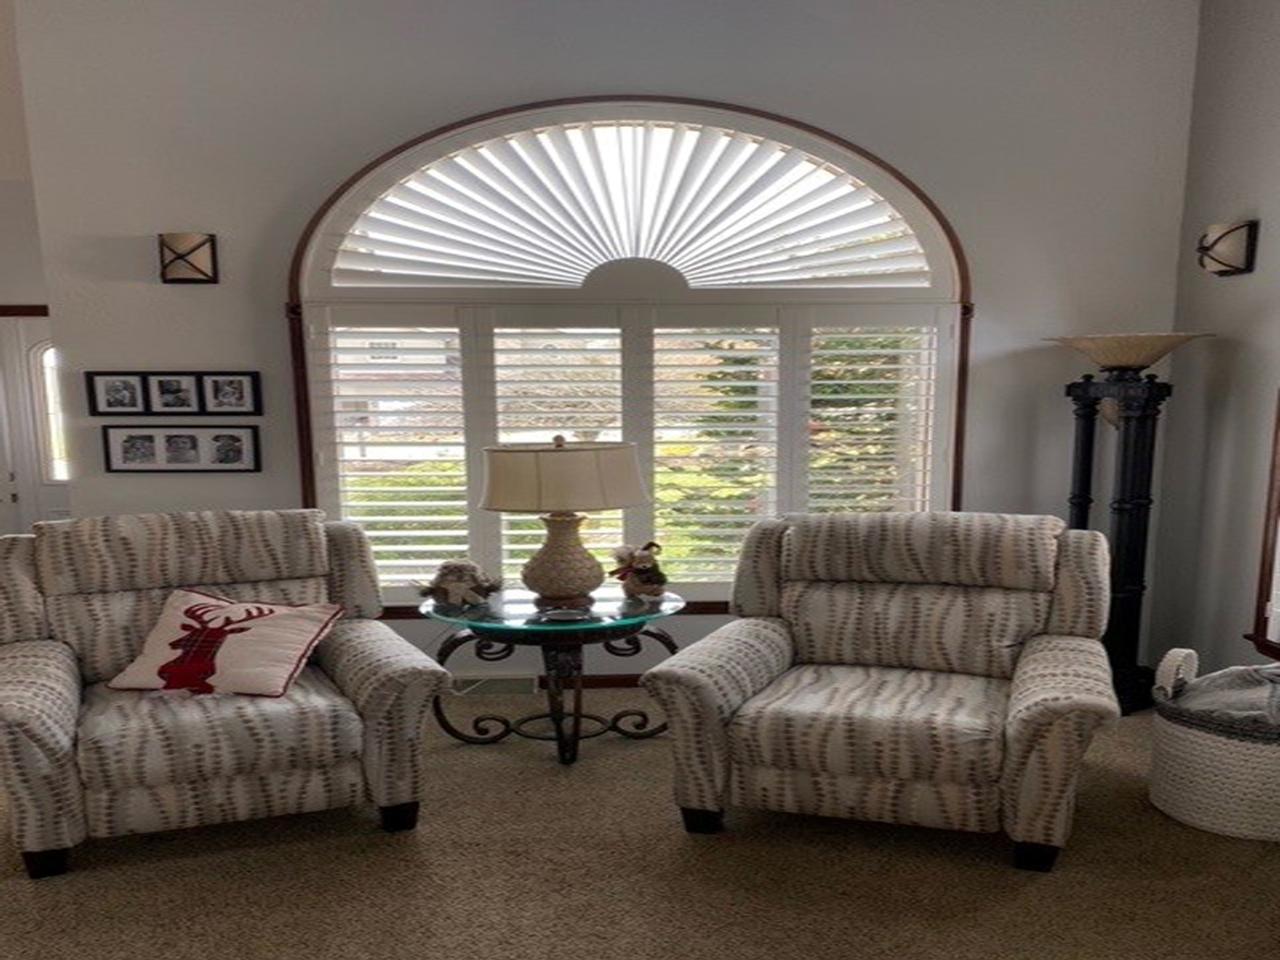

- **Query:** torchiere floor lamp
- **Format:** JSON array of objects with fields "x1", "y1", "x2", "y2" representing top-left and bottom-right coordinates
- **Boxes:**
[{"x1": 1050, "y1": 332, "x2": 1209, "y2": 713}]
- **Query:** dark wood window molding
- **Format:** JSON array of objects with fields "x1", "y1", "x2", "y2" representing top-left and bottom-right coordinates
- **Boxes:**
[
  {"x1": 284, "y1": 96, "x2": 974, "y2": 621},
  {"x1": 1247, "y1": 389, "x2": 1280, "y2": 659}
]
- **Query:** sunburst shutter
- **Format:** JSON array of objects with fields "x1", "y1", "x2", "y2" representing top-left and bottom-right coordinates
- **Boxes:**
[{"x1": 334, "y1": 120, "x2": 930, "y2": 290}]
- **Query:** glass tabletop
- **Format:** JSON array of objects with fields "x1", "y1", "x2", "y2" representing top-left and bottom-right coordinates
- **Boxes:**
[{"x1": 420, "y1": 588, "x2": 685, "y2": 634}]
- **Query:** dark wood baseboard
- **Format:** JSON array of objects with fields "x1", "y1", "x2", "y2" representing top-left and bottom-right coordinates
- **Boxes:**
[
  {"x1": 0, "y1": 304, "x2": 50, "y2": 317},
  {"x1": 1244, "y1": 633, "x2": 1280, "y2": 661}
]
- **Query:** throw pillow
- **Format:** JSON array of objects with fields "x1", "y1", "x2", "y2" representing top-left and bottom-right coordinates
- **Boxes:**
[{"x1": 108, "y1": 588, "x2": 342, "y2": 696}]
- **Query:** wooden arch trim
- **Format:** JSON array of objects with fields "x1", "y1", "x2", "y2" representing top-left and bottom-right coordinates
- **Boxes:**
[{"x1": 286, "y1": 95, "x2": 974, "y2": 521}]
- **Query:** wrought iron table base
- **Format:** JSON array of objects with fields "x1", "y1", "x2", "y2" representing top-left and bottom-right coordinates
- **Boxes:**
[{"x1": 431, "y1": 627, "x2": 678, "y2": 765}]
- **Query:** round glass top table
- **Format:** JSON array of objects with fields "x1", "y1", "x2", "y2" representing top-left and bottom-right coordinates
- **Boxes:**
[{"x1": 420, "y1": 588, "x2": 684, "y2": 764}]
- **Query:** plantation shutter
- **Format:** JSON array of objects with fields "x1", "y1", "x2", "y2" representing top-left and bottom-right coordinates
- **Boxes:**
[
  {"x1": 319, "y1": 322, "x2": 469, "y2": 588},
  {"x1": 807, "y1": 324, "x2": 937, "y2": 513},
  {"x1": 493, "y1": 326, "x2": 624, "y2": 581},
  {"x1": 309, "y1": 304, "x2": 954, "y2": 602},
  {"x1": 651, "y1": 324, "x2": 780, "y2": 582}
]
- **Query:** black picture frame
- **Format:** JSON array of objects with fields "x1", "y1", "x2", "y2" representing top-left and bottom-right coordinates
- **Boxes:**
[
  {"x1": 102, "y1": 425, "x2": 262, "y2": 473},
  {"x1": 199, "y1": 372, "x2": 263, "y2": 415},
  {"x1": 85, "y1": 372, "x2": 148, "y2": 415},
  {"x1": 85, "y1": 371, "x2": 262, "y2": 416}
]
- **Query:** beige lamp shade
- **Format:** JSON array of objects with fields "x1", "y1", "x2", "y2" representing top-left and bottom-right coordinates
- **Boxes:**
[
  {"x1": 481, "y1": 439, "x2": 649, "y2": 513},
  {"x1": 1045, "y1": 333, "x2": 1211, "y2": 370}
]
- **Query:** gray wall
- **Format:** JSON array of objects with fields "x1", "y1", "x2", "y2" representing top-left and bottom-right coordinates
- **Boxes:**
[
  {"x1": 1151, "y1": 0, "x2": 1280, "y2": 671},
  {"x1": 12, "y1": 0, "x2": 1199, "y2": 522}
]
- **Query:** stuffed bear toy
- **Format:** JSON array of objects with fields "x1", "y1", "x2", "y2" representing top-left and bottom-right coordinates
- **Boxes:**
[{"x1": 609, "y1": 541, "x2": 668, "y2": 600}]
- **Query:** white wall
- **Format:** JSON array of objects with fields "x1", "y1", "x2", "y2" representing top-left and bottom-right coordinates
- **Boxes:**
[
  {"x1": 0, "y1": 0, "x2": 44, "y2": 303},
  {"x1": 13, "y1": 0, "x2": 1200, "y2": 523},
  {"x1": 1150, "y1": 0, "x2": 1280, "y2": 671}
]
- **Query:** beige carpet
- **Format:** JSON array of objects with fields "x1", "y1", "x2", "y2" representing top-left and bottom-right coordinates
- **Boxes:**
[{"x1": 3, "y1": 693, "x2": 1278, "y2": 960}]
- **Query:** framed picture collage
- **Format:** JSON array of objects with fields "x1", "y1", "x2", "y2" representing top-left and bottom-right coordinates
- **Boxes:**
[{"x1": 87, "y1": 371, "x2": 263, "y2": 473}]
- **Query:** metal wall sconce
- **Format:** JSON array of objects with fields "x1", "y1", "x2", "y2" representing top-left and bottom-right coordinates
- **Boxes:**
[
  {"x1": 158, "y1": 232, "x2": 219, "y2": 283},
  {"x1": 1196, "y1": 220, "x2": 1258, "y2": 276}
]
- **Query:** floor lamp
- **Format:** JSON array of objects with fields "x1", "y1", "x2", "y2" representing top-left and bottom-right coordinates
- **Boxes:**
[{"x1": 1049, "y1": 332, "x2": 1209, "y2": 714}]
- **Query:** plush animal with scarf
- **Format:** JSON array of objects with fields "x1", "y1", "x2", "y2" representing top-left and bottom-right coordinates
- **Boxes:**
[{"x1": 609, "y1": 541, "x2": 668, "y2": 600}]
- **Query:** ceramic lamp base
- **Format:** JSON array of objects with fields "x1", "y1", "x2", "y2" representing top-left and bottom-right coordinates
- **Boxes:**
[{"x1": 521, "y1": 513, "x2": 604, "y2": 605}]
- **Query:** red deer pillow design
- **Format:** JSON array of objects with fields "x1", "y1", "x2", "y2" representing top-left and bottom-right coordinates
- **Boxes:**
[{"x1": 109, "y1": 588, "x2": 342, "y2": 696}]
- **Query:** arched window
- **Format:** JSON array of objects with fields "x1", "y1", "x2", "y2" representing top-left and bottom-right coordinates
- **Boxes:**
[
  {"x1": 294, "y1": 99, "x2": 969, "y2": 603},
  {"x1": 32, "y1": 342, "x2": 69, "y2": 483}
]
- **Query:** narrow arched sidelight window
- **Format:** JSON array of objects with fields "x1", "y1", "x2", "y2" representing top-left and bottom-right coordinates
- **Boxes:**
[
  {"x1": 295, "y1": 99, "x2": 968, "y2": 603},
  {"x1": 32, "y1": 343, "x2": 69, "y2": 483}
]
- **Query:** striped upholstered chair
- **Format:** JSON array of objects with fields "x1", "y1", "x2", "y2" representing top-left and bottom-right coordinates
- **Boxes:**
[
  {"x1": 642, "y1": 512, "x2": 1119, "y2": 871},
  {"x1": 0, "y1": 509, "x2": 449, "y2": 878}
]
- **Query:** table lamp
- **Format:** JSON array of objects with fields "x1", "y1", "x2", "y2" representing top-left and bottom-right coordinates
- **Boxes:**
[{"x1": 481, "y1": 436, "x2": 650, "y2": 607}]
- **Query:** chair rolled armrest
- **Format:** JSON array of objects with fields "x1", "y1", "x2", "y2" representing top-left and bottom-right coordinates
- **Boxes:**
[
  {"x1": 1001, "y1": 634, "x2": 1119, "y2": 847},
  {"x1": 0, "y1": 641, "x2": 86, "y2": 852},
  {"x1": 314, "y1": 619, "x2": 451, "y2": 807},
  {"x1": 641, "y1": 617, "x2": 793, "y2": 810}
]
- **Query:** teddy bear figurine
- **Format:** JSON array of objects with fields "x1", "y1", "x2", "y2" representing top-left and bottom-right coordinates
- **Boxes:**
[
  {"x1": 419, "y1": 560, "x2": 501, "y2": 608},
  {"x1": 609, "y1": 541, "x2": 668, "y2": 601}
]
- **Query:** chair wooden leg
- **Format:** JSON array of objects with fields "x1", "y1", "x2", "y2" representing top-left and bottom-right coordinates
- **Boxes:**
[
  {"x1": 22, "y1": 848, "x2": 70, "y2": 879},
  {"x1": 379, "y1": 801, "x2": 420, "y2": 832},
  {"x1": 680, "y1": 807, "x2": 725, "y2": 834},
  {"x1": 1013, "y1": 842, "x2": 1060, "y2": 872}
]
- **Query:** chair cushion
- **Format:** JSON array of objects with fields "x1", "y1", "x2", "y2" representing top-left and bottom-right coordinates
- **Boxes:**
[
  {"x1": 34, "y1": 509, "x2": 328, "y2": 597},
  {"x1": 781, "y1": 580, "x2": 1050, "y2": 678},
  {"x1": 780, "y1": 512, "x2": 1064, "y2": 592},
  {"x1": 77, "y1": 666, "x2": 363, "y2": 790},
  {"x1": 728, "y1": 664, "x2": 1009, "y2": 783}
]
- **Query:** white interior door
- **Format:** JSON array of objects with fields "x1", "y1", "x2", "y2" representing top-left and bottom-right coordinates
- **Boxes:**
[{"x1": 0, "y1": 316, "x2": 71, "y2": 531}]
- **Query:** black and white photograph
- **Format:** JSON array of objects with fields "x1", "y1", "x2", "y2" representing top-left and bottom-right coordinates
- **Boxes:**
[
  {"x1": 102, "y1": 425, "x2": 260, "y2": 472},
  {"x1": 149, "y1": 375, "x2": 199, "y2": 412},
  {"x1": 120, "y1": 434, "x2": 156, "y2": 464},
  {"x1": 200, "y1": 372, "x2": 262, "y2": 414},
  {"x1": 164, "y1": 434, "x2": 200, "y2": 464},
  {"x1": 86, "y1": 373, "x2": 147, "y2": 415}
]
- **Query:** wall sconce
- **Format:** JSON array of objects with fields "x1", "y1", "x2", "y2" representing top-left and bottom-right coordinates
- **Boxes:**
[
  {"x1": 158, "y1": 232, "x2": 219, "y2": 283},
  {"x1": 1196, "y1": 220, "x2": 1258, "y2": 276}
]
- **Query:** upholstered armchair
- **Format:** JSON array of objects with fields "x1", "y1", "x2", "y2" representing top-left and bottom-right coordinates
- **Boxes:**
[
  {"x1": 0, "y1": 509, "x2": 449, "y2": 878},
  {"x1": 642, "y1": 512, "x2": 1118, "y2": 871}
]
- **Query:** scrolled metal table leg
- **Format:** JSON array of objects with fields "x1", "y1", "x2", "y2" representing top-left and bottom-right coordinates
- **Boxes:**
[
  {"x1": 431, "y1": 629, "x2": 518, "y2": 743},
  {"x1": 602, "y1": 626, "x2": 679, "y2": 739}
]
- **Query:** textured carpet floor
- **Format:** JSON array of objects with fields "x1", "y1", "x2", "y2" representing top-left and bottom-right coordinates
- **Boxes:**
[{"x1": 2, "y1": 694, "x2": 1277, "y2": 960}]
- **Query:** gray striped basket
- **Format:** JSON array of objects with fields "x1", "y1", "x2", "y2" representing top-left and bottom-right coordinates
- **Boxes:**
[{"x1": 1150, "y1": 649, "x2": 1280, "y2": 841}]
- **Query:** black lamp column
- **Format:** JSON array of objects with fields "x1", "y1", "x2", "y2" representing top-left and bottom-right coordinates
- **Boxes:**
[{"x1": 1065, "y1": 369, "x2": 1172, "y2": 714}]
